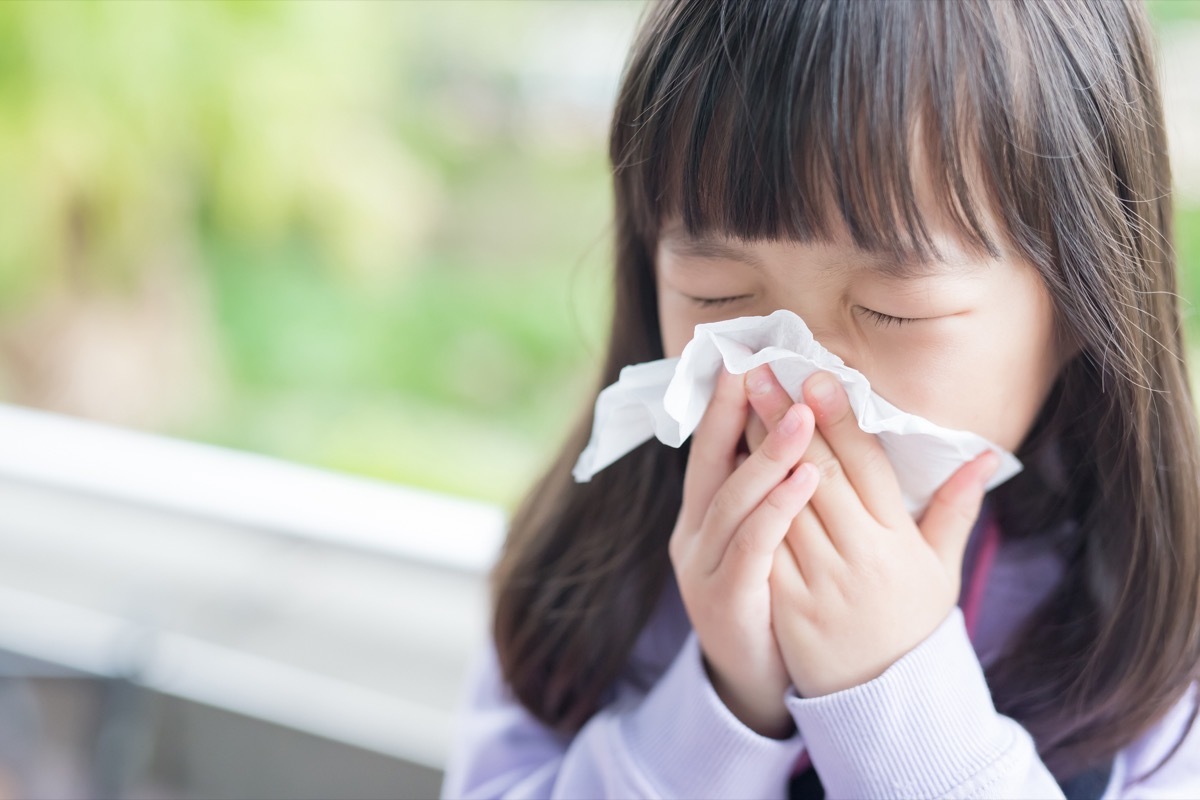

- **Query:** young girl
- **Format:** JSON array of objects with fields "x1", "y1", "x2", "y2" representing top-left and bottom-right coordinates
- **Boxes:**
[{"x1": 442, "y1": 0, "x2": 1200, "y2": 797}]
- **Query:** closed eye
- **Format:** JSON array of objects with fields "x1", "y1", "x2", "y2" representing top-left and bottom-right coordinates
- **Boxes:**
[
  {"x1": 857, "y1": 307, "x2": 921, "y2": 328},
  {"x1": 687, "y1": 294, "x2": 752, "y2": 308}
]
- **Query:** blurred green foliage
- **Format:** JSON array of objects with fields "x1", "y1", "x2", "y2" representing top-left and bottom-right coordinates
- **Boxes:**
[
  {"x1": 0, "y1": 0, "x2": 630, "y2": 509},
  {"x1": 1148, "y1": 0, "x2": 1200, "y2": 26},
  {"x1": 1, "y1": 0, "x2": 1199, "y2": 513}
]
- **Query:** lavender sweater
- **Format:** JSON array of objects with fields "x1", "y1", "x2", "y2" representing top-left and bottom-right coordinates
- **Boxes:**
[{"x1": 441, "y1": 501, "x2": 1200, "y2": 798}]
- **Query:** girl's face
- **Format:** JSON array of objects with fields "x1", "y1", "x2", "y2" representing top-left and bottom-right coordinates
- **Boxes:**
[{"x1": 654, "y1": 211, "x2": 1073, "y2": 453}]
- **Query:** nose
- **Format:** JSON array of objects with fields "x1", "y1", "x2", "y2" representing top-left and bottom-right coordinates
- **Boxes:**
[{"x1": 790, "y1": 315, "x2": 857, "y2": 373}]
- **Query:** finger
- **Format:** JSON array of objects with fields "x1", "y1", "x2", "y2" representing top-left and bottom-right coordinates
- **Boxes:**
[
  {"x1": 697, "y1": 403, "x2": 815, "y2": 574},
  {"x1": 719, "y1": 461, "x2": 819, "y2": 585},
  {"x1": 745, "y1": 364, "x2": 797, "y2": 434},
  {"x1": 783, "y1": 502, "x2": 840, "y2": 587},
  {"x1": 745, "y1": 409, "x2": 768, "y2": 454},
  {"x1": 680, "y1": 366, "x2": 749, "y2": 529},
  {"x1": 919, "y1": 450, "x2": 1001, "y2": 572},
  {"x1": 678, "y1": 366, "x2": 750, "y2": 536},
  {"x1": 770, "y1": 526, "x2": 810, "y2": 607},
  {"x1": 795, "y1": 424, "x2": 875, "y2": 557},
  {"x1": 803, "y1": 371, "x2": 910, "y2": 529}
]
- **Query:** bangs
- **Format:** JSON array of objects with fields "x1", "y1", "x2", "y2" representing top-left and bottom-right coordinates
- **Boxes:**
[{"x1": 611, "y1": 0, "x2": 1025, "y2": 265}]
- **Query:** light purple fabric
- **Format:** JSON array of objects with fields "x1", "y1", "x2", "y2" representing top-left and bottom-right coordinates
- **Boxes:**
[{"x1": 441, "y1": 502, "x2": 1200, "y2": 799}]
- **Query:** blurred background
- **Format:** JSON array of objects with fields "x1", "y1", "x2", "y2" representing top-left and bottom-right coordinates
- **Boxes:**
[
  {"x1": 1, "y1": 1, "x2": 1199, "y2": 798},
  {"x1": 0, "y1": 0, "x2": 636, "y2": 508}
]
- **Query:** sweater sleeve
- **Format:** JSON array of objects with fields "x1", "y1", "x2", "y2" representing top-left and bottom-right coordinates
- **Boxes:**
[
  {"x1": 784, "y1": 606, "x2": 1064, "y2": 799},
  {"x1": 439, "y1": 631, "x2": 806, "y2": 800},
  {"x1": 1109, "y1": 682, "x2": 1200, "y2": 799}
]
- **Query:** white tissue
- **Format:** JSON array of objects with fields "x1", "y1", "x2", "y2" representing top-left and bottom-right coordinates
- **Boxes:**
[{"x1": 572, "y1": 309, "x2": 1022, "y2": 518}]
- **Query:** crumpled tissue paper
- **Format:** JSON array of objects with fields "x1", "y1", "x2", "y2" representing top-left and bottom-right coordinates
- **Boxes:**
[{"x1": 572, "y1": 309, "x2": 1022, "y2": 518}]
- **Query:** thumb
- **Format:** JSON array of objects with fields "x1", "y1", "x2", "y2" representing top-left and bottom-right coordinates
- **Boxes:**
[{"x1": 918, "y1": 451, "x2": 1001, "y2": 572}]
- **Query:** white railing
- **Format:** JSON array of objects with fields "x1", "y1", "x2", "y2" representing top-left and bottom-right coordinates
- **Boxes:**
[{"x1": 0, "y1": 402, "x2": 507, "y2": 772}]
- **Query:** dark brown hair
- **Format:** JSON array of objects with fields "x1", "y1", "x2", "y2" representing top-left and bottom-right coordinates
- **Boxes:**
[{"x1": 493, "y1": 0, "x2": 1200, "y2": 785}]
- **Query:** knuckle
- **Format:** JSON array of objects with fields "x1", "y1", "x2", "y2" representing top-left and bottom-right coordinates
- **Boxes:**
[
  {"x1": 763, "y1": 482, "x2": 795, "y2": 514},
  {"x1": 853, "y1": 548, "x2": 887, "y2": 583},
  {"x1": 827, "y1": 398, "x2": 853, "y2": 426},
  {"x1": 710, "y1": 485, "x2": 747, "y2": 521},
  {"x1": 795, "y1": 591, "x2": 826, "y2": 627},
  {"x1": 829, "y1": 565, "x2": 861, "y2": 608},
  {"x1": 812, "y1": 455, "x2": 843, "y2": 483},
  {"x1": 729, "y1": 527, "x2": 758, "y2": 557}
]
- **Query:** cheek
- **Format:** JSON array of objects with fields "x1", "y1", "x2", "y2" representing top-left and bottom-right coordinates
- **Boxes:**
[
  {"x1": 656, "y1": 278, "x2": 688, "y2": 359},
  {"x1": 867, "y1": 284, "x2": 1059, "y2": 452},
  {"x1": 983, "y1": 325, "x2": 1061, "y2": 452},
  {"x1": 657, "y1": 294, "x2": 711, "y2": 359},
  {"x1": 659, "y1": 315, "x2": 692, "y2": 359},
  {"x1": 868, "y1": 355, "x2": 1028, "y2": 451},
  {"x1": 659, "y1": 334, "x2": 685, "y2": 360},
  {"x1": 973, "y1": 279, "x2": 1061, "y2": 450}
]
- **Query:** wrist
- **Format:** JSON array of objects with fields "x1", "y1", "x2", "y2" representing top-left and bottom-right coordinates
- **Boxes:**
[{"x1": 704, "y1": 657, "x2": 795, "y2": 739}]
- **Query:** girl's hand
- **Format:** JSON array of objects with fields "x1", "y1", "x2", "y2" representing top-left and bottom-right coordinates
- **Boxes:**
[
  {"x1": 741, "y1": 365, "x2": 1001, "y2": 698},
  {"x1": 669, "y1": 366, "x2": 820, "y2": 737}
]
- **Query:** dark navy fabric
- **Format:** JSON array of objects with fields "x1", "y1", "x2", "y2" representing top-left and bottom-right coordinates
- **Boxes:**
[{"x1": 786, "y1": 758, "x2": 1113, "y2": 799}]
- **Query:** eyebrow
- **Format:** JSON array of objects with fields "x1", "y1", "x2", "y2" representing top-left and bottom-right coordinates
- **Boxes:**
[{"x1": 661, "y1": 230, "x2": 989, "y2": 281}]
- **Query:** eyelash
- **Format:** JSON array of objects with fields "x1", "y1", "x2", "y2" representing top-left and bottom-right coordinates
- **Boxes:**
[
  {"x1": 689, "y1": 296, "x2": 920, "y2": 328},
  {"x1": 689, "y1": 295, "x2": 750, "y2": 308},
  {"x1": 856, "y1": 307, "x2": 920, "y2": 328}
]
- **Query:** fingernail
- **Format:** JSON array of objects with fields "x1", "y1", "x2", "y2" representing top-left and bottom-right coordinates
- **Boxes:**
[
  {"x1": 778, "y1": 405, "x2": 802, "y2": 436},
  {"x1": 808, "y1": 373, "x2": 837, "y2": 404},
  {"x1": 978, "y1": 452, "x2": 1001, "y2": 486},
  {"x1": 747, "y1": 366, "x2": 773, "y2": 396}
]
